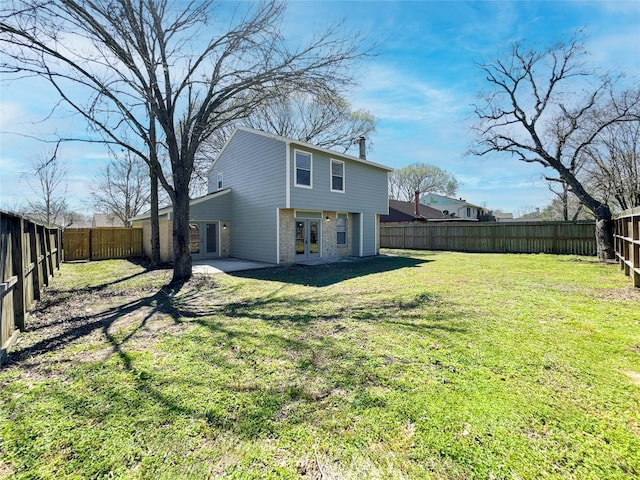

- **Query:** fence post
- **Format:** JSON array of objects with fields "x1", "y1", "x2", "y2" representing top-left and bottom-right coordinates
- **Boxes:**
[
  {"x1": 10, "y1": 217, "x2": 26, "y2": 331},
  {"x1": 27, "y1": 223, "x2": 37, "y2": 302},
  {"x1": 632, "y1": 212, "x2": 640, "y2": 288}
]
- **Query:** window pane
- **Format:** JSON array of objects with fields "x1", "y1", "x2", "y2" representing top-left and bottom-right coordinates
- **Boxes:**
[
  {"x1": 295, "y1": 222, "x2": 305, "y2": 254},
  {"x1": 309, "y1": 221, "x2": 318, "y2": 253},
  {"x1": 189, "y1": 224, "x2": 200, "y2": 253},
  {"x1": 297, "y1": 169, "x2": 311, "y2": 186},
  {"x1": 336, "y1": 217, "x2": 346, "y2": 245},
  {"x1": 295, "y1": 152, "x2": 311, "y2": 186},
  {"x1": 331, "y1": 160, "x2": 344, "y2": 191},
  {"x1": 296, "y1": 152, "x2": 310, "y2": 169},
  {"x1": 206, "y1": 223, "x2": 217, "y2": 253}
]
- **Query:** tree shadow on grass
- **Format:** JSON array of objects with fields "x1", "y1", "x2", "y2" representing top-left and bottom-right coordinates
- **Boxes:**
[
  {"x1": 6, "y1": 280, "x2": 187, "y2": 364},
  {"x1": 230, "y1": 255, "x2": 432, "y2": 287},
  {"x1": 33, "y1": 261, "x2": 169, "y2": 314},
  {"x1": 2, "y1": 252, "x2": 471, "y2": 455}
]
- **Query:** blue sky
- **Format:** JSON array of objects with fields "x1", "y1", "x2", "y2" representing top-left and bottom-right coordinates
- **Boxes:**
[{"x1": 1, "y1": 0, "x2": 639, "y2": 214}]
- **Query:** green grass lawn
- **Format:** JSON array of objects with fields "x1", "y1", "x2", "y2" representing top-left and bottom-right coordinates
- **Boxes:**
[{"x1": 1, "y1": 250, "x2": 639, "y2": 479}]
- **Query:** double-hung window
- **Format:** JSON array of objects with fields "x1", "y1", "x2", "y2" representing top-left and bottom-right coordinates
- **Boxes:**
[
  {"x1": 217, "y1": 173, "x2": 223, "y2": 190},
  {"x1": 336, "y1": 214, "x2": 347, "y2": 246},
  {"x1": 295, "y1": 151, "x2": 312, "y2": 187},
  {"x1": 331, "y1": 159, "x2": 345, "y2": 192}
]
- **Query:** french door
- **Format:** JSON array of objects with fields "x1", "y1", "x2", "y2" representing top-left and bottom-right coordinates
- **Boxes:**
[
  {"x1": 189, "y1": 222, "x2": 218, "y2": 259},
  {"x1": 295, "y1": 219, "x2": 320, "y2": 259}
]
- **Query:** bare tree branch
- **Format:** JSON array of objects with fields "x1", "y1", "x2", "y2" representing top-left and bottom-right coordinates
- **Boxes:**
[
  {"x1": 469, "y1": 35, "x2": 640, "y2": 259},
  {"x1": 1, "y1": 0, "x2": 370, "y2": 280}
]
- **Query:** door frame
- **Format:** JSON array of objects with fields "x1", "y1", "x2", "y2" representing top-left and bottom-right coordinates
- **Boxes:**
[
  {"x1": 294, "y1": 218, "x2": 321, "y2": 259},
  {"x1": 190, "y1": 221, "x2": 220, "y2": 259}
]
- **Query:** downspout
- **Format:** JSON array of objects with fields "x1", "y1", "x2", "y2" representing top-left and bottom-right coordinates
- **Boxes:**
[
  {"x1": 285, "y1": 142, "x2": 291, "y2": 208},
  {"x1": 276, "y1": 208, "x2": 280, "y2": 264}
]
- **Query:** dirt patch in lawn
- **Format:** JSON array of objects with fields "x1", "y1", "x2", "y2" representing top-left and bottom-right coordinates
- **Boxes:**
[{"x1": 4, "y1": 271, "x2": 218, "y2": 378}]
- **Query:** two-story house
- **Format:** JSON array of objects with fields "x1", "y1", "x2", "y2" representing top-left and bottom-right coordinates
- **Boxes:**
[
  {"x1": 421, "y1": 193, "x2": 487, "y2": 220},
  {"x1": 132, "y1": 127, "x2": 391, "y2": 264}
]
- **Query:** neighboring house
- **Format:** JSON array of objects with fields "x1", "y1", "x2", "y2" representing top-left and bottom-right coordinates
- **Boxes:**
[
  {"x1": 494, "y1": 212, "x2": 515, "y2": 222},
  {"x1": 131, "y1": 127, "x2": 391, "y2": 264},
  {"x1": 421, "y1": 193, "x2": 487, "y2": 220},
  {"x1": 381, "y1": 195, "x2": 446, "y2": 224},
  {"x1": 92, "y1": 213, "x2": 126, "y2": 227}
]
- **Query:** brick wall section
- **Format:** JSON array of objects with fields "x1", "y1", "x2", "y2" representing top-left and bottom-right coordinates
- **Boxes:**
[
  {"x1": 279, "y1": 209, "x2": 354, "y2": 264},
  {"x1": 220, "y1": 222, "x2": 230, "y2": 257},
  {"x1": 323, "y1": 211, "x2": 353, "y2": 258},
  {"x1": 279, "y1": 209, "x2": 296, "y2": 264}
]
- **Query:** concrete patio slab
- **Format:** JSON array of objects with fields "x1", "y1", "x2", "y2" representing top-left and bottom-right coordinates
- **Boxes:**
[{"x1": 192, "y1": 257, "x2": 276, "y2": 274}]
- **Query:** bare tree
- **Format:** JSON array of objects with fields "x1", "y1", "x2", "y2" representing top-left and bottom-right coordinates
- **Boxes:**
[
  {"x1": 25, "y1": 143, "x2": 68, "y2": 226},
  {"x1": 388, "y1": 162, "x2": 459, "y2": 201},
  {"x1": 1, "y1": 0, "x2": 367, "y2": 282},
  {"x1": 582, "y1": 120, "x2": 640, "y2": 212},
  {"x1": 245, "y1": 92, "x2": 376, "y2": 153},
  {"x1": 540, "y1": 192, "x2": 591, "y2": 221},
  {"x1": 470, "y1": 37, "x2": 640, "y2": 259},
  {"x1": 91, "y1": 150, "x2": 151, "y2": 227},
  {"x1": 193, "y1": 92, "x2": 376, "y2": 196}
]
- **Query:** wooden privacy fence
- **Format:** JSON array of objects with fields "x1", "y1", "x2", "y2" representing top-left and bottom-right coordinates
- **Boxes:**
[
  {"x1": 1, "y1": 210, "x2": 62, "y2": 364},
  {"x1": 380, "y1": 221, "x2": 596, "y2": 256},
  {"x1": 64, "y1": 227, "x2": 143, "y2": 261},
  {"x1": 614, "y1": 207, "x2": 640, "y2": 288}
]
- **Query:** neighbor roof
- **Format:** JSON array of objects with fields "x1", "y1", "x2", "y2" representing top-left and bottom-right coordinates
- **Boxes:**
[{"x1": 381, "y1": 199, "x2": 445, "y2": 223}]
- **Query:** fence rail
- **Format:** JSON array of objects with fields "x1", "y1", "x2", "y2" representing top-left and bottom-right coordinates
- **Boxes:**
[
  {"x1": 614, "y1": 207, "x2": 640, "y2": 288},
  {"x1": 380, "y1": 221, "x2": 596, "y2": 256},
  {"x1": 1, "y1": 211, "x2": 62, "y2": 365},
  {"x1": 63, "y1": 227, "x2": 143, "y2": 261}
]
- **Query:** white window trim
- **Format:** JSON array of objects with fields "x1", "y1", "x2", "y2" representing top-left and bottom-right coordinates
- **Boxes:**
[
  {"x1": 330, "y1": 158, "x2": 345, "y2": 193},
  {"x1": 294, "y1": 149, "x2": 313, "y2": 189},
  {"x1": 217, "y1": 172, "x2": 223, "y2": 191}
]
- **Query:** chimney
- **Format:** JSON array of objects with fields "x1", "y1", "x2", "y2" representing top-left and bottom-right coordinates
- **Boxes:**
[
  {"x1": 414, "y1": 191, "x2": 420, "y2": 216},
  {"x1": 358, "y1": 136, "x2": 366, "y2": 160}
]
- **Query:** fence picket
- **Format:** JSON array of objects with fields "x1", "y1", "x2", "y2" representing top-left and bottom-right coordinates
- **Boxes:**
[
  {"x1": 1, "y1": 210, "x2": 62, "y2": 365},
  {"x1": 63, "y1": 228, "x2": 143, "y2": 261},
  {"x1": 380, "y1": 221, "x2": 596, "y2": 256},
  {"x1": 614, "y1": 207, "x2": 640, "y2": 288}
]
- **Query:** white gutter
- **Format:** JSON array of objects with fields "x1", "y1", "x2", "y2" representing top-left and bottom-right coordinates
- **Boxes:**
[{"x1": 285, "y1": 142, "x2": 291, "y2": 208}]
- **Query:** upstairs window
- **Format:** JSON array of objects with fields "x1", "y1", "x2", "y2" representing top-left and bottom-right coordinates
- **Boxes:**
[
  {"x1": 217, "y1": 173, "x2": 223, "y2": 190},
  {"x1": 331, "y1": 159, "x2": 345, "y2": 192},
  {"x1": 295, "y1": 150, "x2": 312, "y2": 188}
]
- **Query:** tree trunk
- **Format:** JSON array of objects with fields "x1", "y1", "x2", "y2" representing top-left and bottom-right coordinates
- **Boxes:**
[
  {"x1": 553, "y1": 165, "x2": 615, "y2": 261},
  {"x1": 593, "y1": 204, "x2": 615, "y2": 260},
  {"x1": 149, "y1": 165, "x2": 161, "y2": 267},
  {"x1": 171, "y1": 185, "x2": 192, "y2": 283}
]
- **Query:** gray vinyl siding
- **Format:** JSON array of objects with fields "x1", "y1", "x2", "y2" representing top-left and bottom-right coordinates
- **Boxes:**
[
  {"x1": 202, "y1": 128, "x2": 389, "y2": 263},
  {"x1": 207, "y1": 130, "x2": 286, "y2": 263},
  {"x1": 289, "y1": 144, "x2": 389, "y2": 215},
  {"x1": 362, "y1": 214, "x2": 378, "y2": 256},
  {"x1": 351, "y1": 213, "x2": 361, "y2": 256},
  {"x1": 289, "y1": 144, "x2": 387, "y2": 258},
  {"x1": 189, "y1": 193, "x2": 231, "y2": 221}
]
